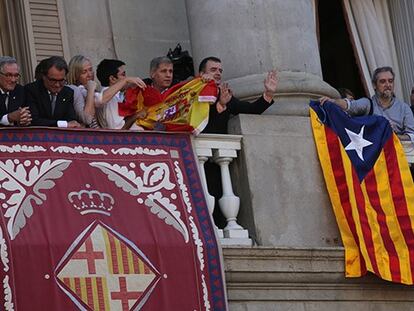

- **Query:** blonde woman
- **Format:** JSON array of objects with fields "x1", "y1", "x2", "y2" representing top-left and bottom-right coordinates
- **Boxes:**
[{"x1": 67, "y1": 55, "x2": 101, "y2": 127}]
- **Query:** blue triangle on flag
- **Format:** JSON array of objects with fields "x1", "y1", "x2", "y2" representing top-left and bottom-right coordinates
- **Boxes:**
[{"x1": 310, "y1": 100, "x2": 392, "y2": 182}]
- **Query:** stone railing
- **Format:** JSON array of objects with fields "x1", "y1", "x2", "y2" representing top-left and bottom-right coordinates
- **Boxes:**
[
  {"x1": 194, "y1": 134, "x2": 252, "y2": 246},
  {"x1": 402, "y1": 141, "x2": 414, "y2": 164},
  {"x1": 193, "y1": 137, "x2": 414, "y2": 247}
]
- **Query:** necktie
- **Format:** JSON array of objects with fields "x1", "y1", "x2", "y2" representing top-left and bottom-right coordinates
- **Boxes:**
[
  {"x1": 50, "y1": 94, "x2": 57, "y2": 115},
  {"x1": 1, "y1": 93, "x2": 9, "y2": 111}
]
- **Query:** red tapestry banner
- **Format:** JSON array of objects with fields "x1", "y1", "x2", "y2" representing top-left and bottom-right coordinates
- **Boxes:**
[{"x1": 0, "y1": 128, "x2": 227, "y2": 310}]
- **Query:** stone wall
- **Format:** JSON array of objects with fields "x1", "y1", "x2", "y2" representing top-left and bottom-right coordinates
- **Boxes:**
[
  {"x1": 224, "y1": 247, "x2": 414, "y2": 311},
  {"x1": 62, "y1": 0, "x2": 191, "y2": 77},
  {"x1": 228, "y1": 114, "x2": 340, "y2": 247}
]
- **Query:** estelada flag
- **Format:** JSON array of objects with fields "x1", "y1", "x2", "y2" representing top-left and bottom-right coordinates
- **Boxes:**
[
  {"x1": 310, "y1": 100, "x2": 414, "y2": 284},
  {"x1": 119, "y1": 77, "x2": 217, "y2": 134}
]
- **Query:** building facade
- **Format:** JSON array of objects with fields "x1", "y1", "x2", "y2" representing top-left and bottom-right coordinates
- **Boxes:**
[{"x1": 2, "y1": 0, "x2": 414, "y2": 309}]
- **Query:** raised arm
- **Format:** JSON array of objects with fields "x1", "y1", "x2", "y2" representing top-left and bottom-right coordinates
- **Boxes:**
[
  {"x1": 101, "y1": 77, "x2": 146, "y2": 105},
  {"x1": 263, "y1": 70, "x2": 278, "y2": 103},
  {"x1": 319, "y1": 96, "x2": 348, "y2": 110},
  {"x1": 84, "y1": 80, "x2": 97, "y2": 118}
]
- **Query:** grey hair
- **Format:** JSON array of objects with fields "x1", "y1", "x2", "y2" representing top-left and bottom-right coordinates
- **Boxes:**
[
  {"x1": 0, "y1": 56, "x2": 18, "y2": 72},
  {"x1": 372, "y1": 66, "x2": 394, "y2": 84},
  {"x1": 149, "y1": 56, "x2": 172, "y2": 73}
]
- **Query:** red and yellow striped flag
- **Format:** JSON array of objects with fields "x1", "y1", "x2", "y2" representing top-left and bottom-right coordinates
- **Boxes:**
[{"x1": 310, "y1": 101, "x2": 414, "y2": 284}]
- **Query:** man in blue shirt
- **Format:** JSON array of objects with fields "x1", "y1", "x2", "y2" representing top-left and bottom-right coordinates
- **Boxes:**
[{"x1": 320, "y1": 66, "x2": 414, "y2": 143}]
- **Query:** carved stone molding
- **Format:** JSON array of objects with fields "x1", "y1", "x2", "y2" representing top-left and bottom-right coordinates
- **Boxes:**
[{"x1": 223, "y1": 247, "x2": 414, "y2": 306}]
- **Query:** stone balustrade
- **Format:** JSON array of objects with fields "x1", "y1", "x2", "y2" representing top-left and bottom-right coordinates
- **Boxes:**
[
  {"x1": 194, "y1": 135, "x2": 414, "y2": 247},
  {"x1": 194, "y1": 134, "x2": 252, "y2": 246}
]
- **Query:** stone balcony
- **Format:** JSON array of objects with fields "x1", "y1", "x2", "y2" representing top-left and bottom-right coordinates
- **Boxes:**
[
  {"x1": 221, "y1": 246, "x2": 414, "y2": 311},
  {"x1": 194, "y1": 134, "x2": 414, "y2": 248},
  {"x1": 195, "y1": 132, "x2": 414, "y2": 310}
]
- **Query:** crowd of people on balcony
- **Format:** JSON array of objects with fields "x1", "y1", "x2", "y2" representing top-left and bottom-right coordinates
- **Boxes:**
[
  {"x1": 2, "y1": 53, "x2": 414, "y2": 141},
  {"x1": 0, "y1": 54, "x2": 278, "y2": 134}
]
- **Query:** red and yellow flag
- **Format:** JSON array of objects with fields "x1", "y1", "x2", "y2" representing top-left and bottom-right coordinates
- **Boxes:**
[
  {"x1": 120, "y1": 78, "x2": 217, "y2": 134},
  {"x1": 310, "y1": 101, "x2": 414, "y2": 284}
]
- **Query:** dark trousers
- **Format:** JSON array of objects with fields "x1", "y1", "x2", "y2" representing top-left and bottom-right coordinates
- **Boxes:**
[{"x1": 204, "y1": 161, "x2": 227, "y2": 228}]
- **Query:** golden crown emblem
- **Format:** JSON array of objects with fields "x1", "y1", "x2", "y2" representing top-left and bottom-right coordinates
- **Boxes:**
[{"x1": 67, "y1": 184, "x2": 114, "y2": 216}]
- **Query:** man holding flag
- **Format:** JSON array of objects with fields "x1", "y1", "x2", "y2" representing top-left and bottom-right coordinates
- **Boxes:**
[
  {"x1": 144, "y1": 56, "x2": 174, "y2": 94},
  {"x1": 310, "y1": 66, "x2": 414, "y2": 285},
  {"x1": 119, "y1": 56, "x2": 218, "y2": 134},
  {"x1": 320, "y1": 66, "x2": 414, "y2": 142}
]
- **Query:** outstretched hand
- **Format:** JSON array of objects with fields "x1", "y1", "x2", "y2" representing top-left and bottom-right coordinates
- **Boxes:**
[
  {"x1": 263, "y1": 70, "x2": 278, "y2": 102},
  {"x1": 125, "y1": 77, "x2": 146, "y2": 90},
  {"x1": 319, "y1": 96, "x2": 333, "y2": 105},
  {"x1": 217, "y1": 83, "x2": 232, "y2": 113},
  {"x1": 318, "y1": 96, "x2": 348, "y2": 110}
]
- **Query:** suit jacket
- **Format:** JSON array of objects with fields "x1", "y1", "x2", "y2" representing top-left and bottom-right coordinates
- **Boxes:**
[
  {"x1": 203, "y1": 95, "x2": 273, "y2": 134},
  {"x1": 0, "y1": 84, "x2": 27, "y2": 125},
  {"x1": 25, "y1": 80, "x2": 77, "y2": 127}
]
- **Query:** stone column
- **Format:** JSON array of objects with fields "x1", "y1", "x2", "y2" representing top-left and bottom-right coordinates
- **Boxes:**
[
  {"x1": 186, "y1": 0, "x2": 342, "y2": 247},
  {"x1": 185, "y1": 0, "x2": 338, "y2": 116}
]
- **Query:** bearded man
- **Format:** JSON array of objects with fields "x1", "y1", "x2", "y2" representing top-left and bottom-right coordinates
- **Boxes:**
[{"x1": 320, "y1": 66, "x2": 414, "y2": 142}]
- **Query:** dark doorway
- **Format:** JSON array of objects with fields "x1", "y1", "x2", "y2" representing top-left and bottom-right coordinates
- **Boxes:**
[{"x1": 318, "y1": 0, "x2": 366, "y2": 99}]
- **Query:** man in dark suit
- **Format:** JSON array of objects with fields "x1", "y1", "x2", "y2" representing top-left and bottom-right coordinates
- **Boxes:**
[
  {"x1": 0, "y1": 56, "x2": 31, "y2": 126},
  {"x1": 198, "y1": 56, "x2": 278, "y2": 134},
  {"x1": 26, "y1": 56, "x2": 81, "y2": 128},
  {"x1": 198, "y1": 57, "x2": 278, "y2": 227}
]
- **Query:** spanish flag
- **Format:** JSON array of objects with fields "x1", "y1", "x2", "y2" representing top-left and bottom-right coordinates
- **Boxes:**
[
  {"x1": 310, "y1": 100, "x2": 414, "y2": 284},
  {"x1": 120, "y1": 78, "x2": 217, "y2": 134}
]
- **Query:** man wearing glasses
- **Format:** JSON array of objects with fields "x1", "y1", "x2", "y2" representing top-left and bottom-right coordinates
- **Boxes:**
[
  {"x1": 26, "y1": 56, "x2": 80, "y2": 128},
  {"x1": 0, "y1": 56, "x2": 31, "y2": 126}
]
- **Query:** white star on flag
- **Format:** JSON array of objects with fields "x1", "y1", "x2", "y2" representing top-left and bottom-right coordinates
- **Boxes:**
[{"x1": 344, "y1": 126, "x2": 373, "y2": 161}]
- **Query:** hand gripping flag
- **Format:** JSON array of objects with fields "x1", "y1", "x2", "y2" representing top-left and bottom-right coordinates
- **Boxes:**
[
  {"x1": 119, "y1": 78, "x2": 217, "y2": 134},
  {"x1": 310, "y1": 100, "x2": 414, "y2": 284}
]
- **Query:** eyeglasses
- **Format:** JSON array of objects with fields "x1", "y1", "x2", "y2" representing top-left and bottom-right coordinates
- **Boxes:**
[
  {"x1": 45, "y1": 76, "x2": 67, "y2": 84},
  {"x1": 0, "y1": 72, "x2": 20, "y2": 79}
]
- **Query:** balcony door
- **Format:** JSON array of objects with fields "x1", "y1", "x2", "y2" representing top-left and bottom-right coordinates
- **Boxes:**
[
  {"x1": 0, "y1": 0, "x2": 34, "y2": 83},
  {"x1": 0, "y1": 0, "x2": 69, "y2": 84}
]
